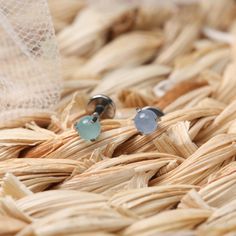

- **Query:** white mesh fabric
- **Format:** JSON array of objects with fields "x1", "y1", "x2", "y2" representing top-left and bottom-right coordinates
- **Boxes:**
[{"x1": 0, "y1": 0, "x2": 61, "y2": 126}]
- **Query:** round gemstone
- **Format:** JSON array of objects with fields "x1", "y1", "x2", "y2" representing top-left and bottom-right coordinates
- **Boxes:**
[
  {"x1": 75, "y1": 115, "x2": 101, "y2": 141},
  {"x1": 134, "y1": 109, "x2": 158, "y2": 135}
]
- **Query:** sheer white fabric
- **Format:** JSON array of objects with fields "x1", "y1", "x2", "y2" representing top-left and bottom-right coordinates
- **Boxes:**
[{"x1": 0, "y1": 0, "x2": 61, "y2": 125}]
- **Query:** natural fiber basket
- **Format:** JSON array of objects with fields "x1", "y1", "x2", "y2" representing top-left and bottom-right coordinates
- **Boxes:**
[{"x1": 1, "y1": 0, "x2": 236, "y2": 235}]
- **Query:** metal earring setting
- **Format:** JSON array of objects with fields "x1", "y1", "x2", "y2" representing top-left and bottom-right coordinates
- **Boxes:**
[
  {"x1": 75, "y1": 95, "x2": 163, "y2": 141},
  {"x1": 134, "y1": 106, "x2": 164, "y2": 135},
  {"x1": 75, "y1": 95, "x2": 116, "y2": 141}
]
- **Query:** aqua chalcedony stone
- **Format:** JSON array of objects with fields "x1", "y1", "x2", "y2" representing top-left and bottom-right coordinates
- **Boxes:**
[
  {"x1": 134, "y1": 109, "x2": 158, "y2": 135},
  {"x1": 75, "y1": 115, "x2": 101, "y2": 141}
]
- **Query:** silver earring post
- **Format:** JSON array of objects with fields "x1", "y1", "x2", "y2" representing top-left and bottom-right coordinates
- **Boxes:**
[{"x1": 74, "y1": 95, "x2": 116, "y2": 141}]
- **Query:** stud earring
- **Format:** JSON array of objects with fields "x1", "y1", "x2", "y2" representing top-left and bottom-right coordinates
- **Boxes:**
[
  {"x1": 74, "y1": 95, "x2": 116, "y2": 141},
  {"x1": 134, "y1": 106, "x2": 164, "y2": 135}
]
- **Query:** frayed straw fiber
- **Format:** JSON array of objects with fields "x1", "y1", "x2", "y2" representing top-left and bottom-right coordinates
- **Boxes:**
[{"x1": 1, "y1": 0, "x2": 236, "y2": 235}]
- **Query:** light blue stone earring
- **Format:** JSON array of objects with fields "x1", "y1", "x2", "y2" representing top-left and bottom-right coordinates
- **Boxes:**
[
  {"x1": 74, "y1": 95, "x2": 116, "y2": 141},
  {"x1": 134, "y1": 106, "x2": 164, "y2": 135}
]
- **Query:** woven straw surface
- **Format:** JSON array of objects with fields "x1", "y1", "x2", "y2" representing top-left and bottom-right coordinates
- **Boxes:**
[{"x1": 1, "y1": 0, "x2": 236, "y2": 235}]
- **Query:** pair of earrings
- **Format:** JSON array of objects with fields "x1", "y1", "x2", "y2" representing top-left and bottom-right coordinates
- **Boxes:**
[{"x1": 74, "y1": 94, "x2": 164, "y2": 141}]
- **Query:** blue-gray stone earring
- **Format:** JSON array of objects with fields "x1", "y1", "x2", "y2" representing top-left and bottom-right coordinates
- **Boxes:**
[
  {"x1": 74, "y1": 95, "x2": 116, "y2": 141},
  {"x1": 134, "y1": 106, "x2": 164, "y2": 135}
]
